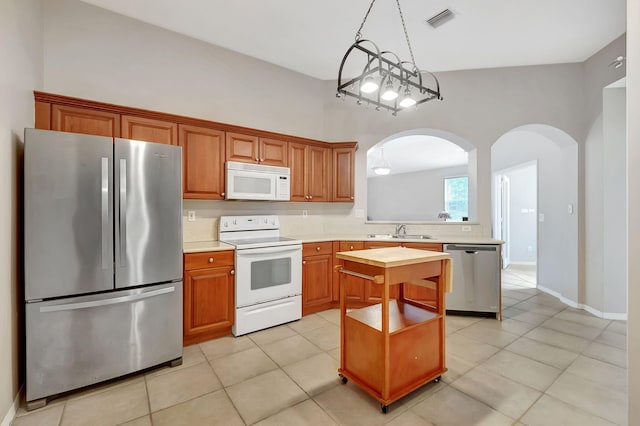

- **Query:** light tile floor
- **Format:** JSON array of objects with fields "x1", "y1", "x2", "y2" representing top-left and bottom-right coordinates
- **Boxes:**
[{"x1": 13, "y1": 270, "x2": 627, "y2": 426}]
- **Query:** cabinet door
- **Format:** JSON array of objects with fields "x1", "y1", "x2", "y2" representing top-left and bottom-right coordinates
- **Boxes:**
[
  {"x1": 52, "y1": 104, "x2": 120, "y2": 137},
  {"x1": 307, "y1": 145, "x2": 331, "y2": 202},
  {"x1": 259, "y1": 138, "x2": 288, "y2": 166},
  {"x1": 121, "y1": 115, "x2": 177, "y2": 145},
  {"x1": 288, "y1": 142, "x2": 308, "y2": 201},
  {"x1": 179, "y1": 125, "x2": 225, "y2": 200},
  {"x1": 183, "y1": 266, "x2": 234, "y2": 344},
  {"x1": 332, "y1": 147, "x2": 355, "y2": 202},
  {"x1": 302, "y1": 254, "x2": 333, "y2": 315},
  {"x1": 337, "y1": 241, "x2": 366, "y2": 303},
  {"x1": 226, "y1": 132, "x2": 259, "y2": 163}
]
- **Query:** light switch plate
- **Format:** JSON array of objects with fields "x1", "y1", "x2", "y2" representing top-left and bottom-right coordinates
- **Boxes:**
[{"x1": 187, "y1": 211, "x2": 196, "y2": 222}]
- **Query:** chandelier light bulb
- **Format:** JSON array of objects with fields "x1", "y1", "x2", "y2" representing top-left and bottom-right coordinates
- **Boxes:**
[
  {"x1": 380, "y1": 79, "x2": 399, "y2": 101},
  {"x1": 360, "y1": 76, "x2": 379, "y2": 94},
  {"x1": 399, "y1": 87, "x2": 416, "y2": 108}
]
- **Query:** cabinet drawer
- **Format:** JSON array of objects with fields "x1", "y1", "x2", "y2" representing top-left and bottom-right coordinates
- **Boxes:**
[
  {"x1": 339, "y1": 241, "x2": 364, "y2": 251},
  {"x1": 184, "y1": 250, "x2": 234, "y2": 270},
  {"x1": 303, "y1": 241, "x2": 333, "y2": 257},
  {"x1": 402, "y1": 243, "x2": 443, "y2": 252}
]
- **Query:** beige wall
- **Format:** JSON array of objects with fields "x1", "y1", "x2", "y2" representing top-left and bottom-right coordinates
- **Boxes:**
[
  {"x1": 626, "y1": 0, "x2": 639, "y2": 423},
  {"x1": 0, "y1": 0, "x2": 43, "y2": 421}
]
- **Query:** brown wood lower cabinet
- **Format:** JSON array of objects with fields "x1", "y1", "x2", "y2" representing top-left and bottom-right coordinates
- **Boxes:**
[
  {"x1": 402, "y1": 243, "x2": 443, "y2": 305},
  {"x1": 302, "y1": 242, "x2": 334, "y2": 315},
  {"x1": 183, "y1": 250, "x2": 235, "y2": 345}
]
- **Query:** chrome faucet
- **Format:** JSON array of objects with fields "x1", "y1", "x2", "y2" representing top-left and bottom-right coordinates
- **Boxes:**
[{"x1": 395, "y1": 223, "x2": 406, "y2": 236}]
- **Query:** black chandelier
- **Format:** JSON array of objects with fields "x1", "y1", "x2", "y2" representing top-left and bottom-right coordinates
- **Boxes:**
[{"x1": 336, "y1": 0, "x2": 442, "y2": 115}]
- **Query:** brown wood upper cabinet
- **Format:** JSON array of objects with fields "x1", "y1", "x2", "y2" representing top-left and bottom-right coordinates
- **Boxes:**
[
  {"x1": 332, "y1": 147, "x2": 356, "y2": 202},
  {"x1": 225, "y1": 132, "x2": 288, "y2": 167},
  {"x1": 50, "y1": 104, "x2": 120, "y2": 137},
  {"x1": 121, "y1": 115, "x2": 178, "y2": 145},
  {"x1": 289, "y1": 143, "x2": 331, "y2": 202},
  {"x1": 179, "y1": 124, "x2": 226, "y2": 200}
]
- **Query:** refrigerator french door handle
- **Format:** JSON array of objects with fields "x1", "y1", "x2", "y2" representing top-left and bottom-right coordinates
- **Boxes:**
[
  {"x1": 119, "y1": 158, "x2": 127, "y2": 267},
  {"x1": 101, "y1": 157, "x2": 109, "y2": 269},
  {"x1": 39, "y1": 286, "x2": 176, "y2": 313}
]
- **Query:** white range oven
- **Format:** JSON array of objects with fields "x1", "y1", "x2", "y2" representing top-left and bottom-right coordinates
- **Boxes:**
[{"x1": 219, "y1": 215, "x2": 302, "y2": 336}]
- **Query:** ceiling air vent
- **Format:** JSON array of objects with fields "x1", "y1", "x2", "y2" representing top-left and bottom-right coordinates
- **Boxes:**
[{"x1": 426, "y1": 9, "x2": 454, "y2": 28}]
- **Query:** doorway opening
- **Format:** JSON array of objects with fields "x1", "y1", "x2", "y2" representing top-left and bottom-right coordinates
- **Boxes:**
[{"x1": 493, "y1": 161, "x2": 538, "y2": 289}]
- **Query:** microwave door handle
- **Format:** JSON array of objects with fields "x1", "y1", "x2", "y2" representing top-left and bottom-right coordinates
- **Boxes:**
[{"x1": 237, "y1": 246, "x2": 301, "y2": 256}]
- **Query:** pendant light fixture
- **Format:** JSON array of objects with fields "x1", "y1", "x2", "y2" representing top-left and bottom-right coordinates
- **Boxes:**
[
  {"x1": 336, "y1": 0, "x2": 442, "y2": 115},
  {"x1": 372, "y1": 147, "x2": 391, "y2": 175}
]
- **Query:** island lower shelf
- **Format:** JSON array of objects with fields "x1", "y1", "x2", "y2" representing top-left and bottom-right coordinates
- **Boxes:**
[{"x1": 342, "y1": 300, "x2": 444, "y2": 402}]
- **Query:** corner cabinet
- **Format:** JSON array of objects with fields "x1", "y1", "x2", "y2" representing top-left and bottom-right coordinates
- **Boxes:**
[
  {"x1": 183, "y1": 250, "x2": 235, "y2": 345},
  {"x1": 302, "y1": 242, "x2": 334, "y2": 315},
  {"x1": 289, "y1": 143, "x2": 331, "y2": 202},
  {"x1": 179, "y1": 125, "x2": 226, "y2": 200}
]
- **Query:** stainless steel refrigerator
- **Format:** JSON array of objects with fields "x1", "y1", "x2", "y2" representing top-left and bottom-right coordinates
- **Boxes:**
[{"x1": 24, "y1": 129, "x2": 183, "y2": 409}]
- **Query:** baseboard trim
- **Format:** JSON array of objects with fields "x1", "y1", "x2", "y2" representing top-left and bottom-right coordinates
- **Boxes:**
[
  {"x1": 537, "y1": 285, "x2": 628, "y2": 320},
  {"x1": 1, "y1": 386, "x2": 22, "y2": 426}
]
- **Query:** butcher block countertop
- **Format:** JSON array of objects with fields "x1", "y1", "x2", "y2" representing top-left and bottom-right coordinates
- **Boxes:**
[{"x1": 335, "y1": 246, "x2": 451, "y2": 268}]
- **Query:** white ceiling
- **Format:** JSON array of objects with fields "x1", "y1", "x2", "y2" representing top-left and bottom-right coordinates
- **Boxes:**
[
  {"x1": 367, "y1": 135, "x2": 468, "y2": 177},
  {"x1": 79, "y1": 0, "x2": 626, "y2": 80}
]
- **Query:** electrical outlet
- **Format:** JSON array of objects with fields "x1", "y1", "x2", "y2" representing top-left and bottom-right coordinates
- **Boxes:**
[
  {"x1": 187, "y1": 210, "x2": 196, "y2": 222},
  {"x1": 302, "y1": 210, "x2": 308, "y2": 218},
  {"x1": 461, "y1": 225, "x2": 471, "y2": 232},
  {"x1": 568, "y1": 203, "x2": 574, "y2": 214}
]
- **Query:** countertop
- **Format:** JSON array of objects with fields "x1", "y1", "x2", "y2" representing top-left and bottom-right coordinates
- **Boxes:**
[
  {"x1": 183, "y1": 234, "x2": 502, "y2": 253},
  {"x1": 336, "y1": 246, "x2": 451, "y2": 268},
  {"x1": 183, "y1": 240, "x2": 235, "y2": 253}
]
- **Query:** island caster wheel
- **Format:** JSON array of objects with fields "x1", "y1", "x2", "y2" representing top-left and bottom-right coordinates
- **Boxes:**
[
  {"x1": 380, "y1": 404, "x2": 388, "y2": 414},
  {"x1": 433, "y1": 376, "x2": 441, "y2": 383},
  {"x1": 339, "y1": 374, "x2": 348, "y2": 384}
]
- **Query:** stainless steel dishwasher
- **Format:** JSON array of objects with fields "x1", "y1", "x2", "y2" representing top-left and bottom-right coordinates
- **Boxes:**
[{"x1": 444, "y1": 244, "x2": 502, "y2": 319}]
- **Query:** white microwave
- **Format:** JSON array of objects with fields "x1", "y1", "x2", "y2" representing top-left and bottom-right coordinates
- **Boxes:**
[{"x1": 225, "y1": 161, "x2": 291, "y2": 201}]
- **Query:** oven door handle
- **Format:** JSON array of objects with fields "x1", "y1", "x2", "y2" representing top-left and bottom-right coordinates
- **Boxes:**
[{"x1": 237, "y1": 245, "x2": 301, "y2": 256}]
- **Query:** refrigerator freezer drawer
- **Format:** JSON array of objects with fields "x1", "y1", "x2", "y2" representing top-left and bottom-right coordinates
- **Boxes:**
[{"x1": 26, "y1": 282, "x2": 183, "y2": 402}]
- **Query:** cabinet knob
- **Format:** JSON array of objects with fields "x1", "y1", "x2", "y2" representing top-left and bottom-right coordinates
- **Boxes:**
[
  {"x1": 208, "y1": 257, "x2": 214, "y2": 263},
  {"x1": 350, "y1": 196, "x2": 354, "y2": 200},
  {"x1": 221, "y1": 192, "x2": 225, "y2": 197},
  {"x1": 230, "y1": 269, "x2": 235, "y2": 275},
  {"x1": 309, "y1": 195, "x2": 313, "y2": 200},
  {"x1": 350, "y1": 245, "x2": 354, "y2": 250},
  {"x1": 316, "y1": 246, "x2": 321, "y2": 251},
  {"x1": 255, "y1": 157, "x2": 260, "y2": 162},
  {"x1": 260, "y1": 158, "x2": 264, "y2": 162},
  {"x1": 302, "y1": 260, "x2": 306, "y2": 265}
]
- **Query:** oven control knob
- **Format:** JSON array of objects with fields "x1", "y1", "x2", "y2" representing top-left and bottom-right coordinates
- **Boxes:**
[
  {"x1": 230, "y1": 270, "x2": 235, "y2": 275},
  {"x1": 208, "y1": 257, "x2": 214, "y2": 263}
]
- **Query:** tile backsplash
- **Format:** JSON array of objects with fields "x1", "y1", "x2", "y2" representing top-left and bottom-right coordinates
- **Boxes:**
[{"x1": 182, "y1": 200, "x2": 484, "y2": 243}]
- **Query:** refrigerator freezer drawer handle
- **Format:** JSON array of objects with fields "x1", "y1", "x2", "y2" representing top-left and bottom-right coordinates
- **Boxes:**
[
  {"x1": 39, "y1": 286, "x2": 176, "y2": 313},
  {"x1": 101, "y1": 157, "x2": 109, "y2": 269},
  {"x1": 119, "y1": 159, "x2": 127, "y2": 267}
]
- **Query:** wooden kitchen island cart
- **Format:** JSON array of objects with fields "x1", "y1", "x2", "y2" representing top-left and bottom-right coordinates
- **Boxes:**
[{"x1": 335, "y1": 247, "x2": 452, "y2": 412}]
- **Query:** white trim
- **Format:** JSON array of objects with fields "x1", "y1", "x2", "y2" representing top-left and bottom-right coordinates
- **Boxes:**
[
  {"x1": 537, "y1": 285, "x2": 628, "y2": 320},
  {"x1": 1, "y1": 387, "x2": 21, "y2": 426}
]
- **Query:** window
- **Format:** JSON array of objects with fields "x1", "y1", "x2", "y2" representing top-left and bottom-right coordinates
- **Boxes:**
[{"x1": 444, "y1": 176, "x2": 468, "y2": 221}]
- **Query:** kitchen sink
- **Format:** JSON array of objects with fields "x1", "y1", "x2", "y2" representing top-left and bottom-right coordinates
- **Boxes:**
[
  {"x1": 366, "y1": 233, "x2": 433, "y2": 240},
  {"x1": 394, "y1": 234, "x2": 433, "y2": 239}
]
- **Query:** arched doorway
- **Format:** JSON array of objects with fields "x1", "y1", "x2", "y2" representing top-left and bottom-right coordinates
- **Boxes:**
[{"x1": 492, "y1": 124, "x2": 579, "y2": 304}]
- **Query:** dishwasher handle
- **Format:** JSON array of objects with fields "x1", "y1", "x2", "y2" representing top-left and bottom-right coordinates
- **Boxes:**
[{"x1": 445, "y1": 245, "x2": 497, "y2": 252}]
